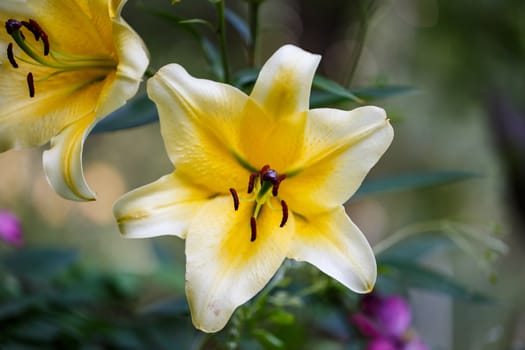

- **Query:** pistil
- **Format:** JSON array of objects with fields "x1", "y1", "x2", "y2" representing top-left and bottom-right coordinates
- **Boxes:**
[{"x1": 229, "y1": 164, "x2": 289, "y2": 242}]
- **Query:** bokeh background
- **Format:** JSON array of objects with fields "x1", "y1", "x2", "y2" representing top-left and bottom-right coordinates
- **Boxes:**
[{"x1": 1, "y1": 0, "x2": 524, "y2": 348}]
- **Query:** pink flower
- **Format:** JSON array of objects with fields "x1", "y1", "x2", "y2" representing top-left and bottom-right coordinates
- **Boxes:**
[
  {"x1": 367, "y1": 337, "x2": 398, "y2": 350},
  {"x1": 351, "y1": 293, "x2": 430, "y2": 350},
  {"x1": 351, "y1": 294, "x2": 412, "y2": 337},
  {"x1": 0, "y1": 210, "x2": 23, "y2": 247}
]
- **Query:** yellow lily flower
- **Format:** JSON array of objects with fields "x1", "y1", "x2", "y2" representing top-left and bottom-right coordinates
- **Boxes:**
[
  {"x1": 114, "y1": 45, "x2": 394, "y2": 332},
  {"x1": 0, "y1": 0, "x2": 149, "y2": 201}
]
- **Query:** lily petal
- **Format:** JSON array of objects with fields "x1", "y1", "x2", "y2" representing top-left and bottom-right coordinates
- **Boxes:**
[
  {"x1": 287, "y1": 206, "x2": 376, "y2": 293},
  {"x1": 42, "y1": 113, "x2": 96, "y2": 201},
  {"x1": 250, "y1": 45, "x2": 320, "y2": 119},
  {"x1": 238, "y1": 98, "x2": 307, "y2": 172},
  {"x1": 95, "y1": 0, "x2": 149, "y2": 118},
  {"x1": 113, "y1": 173, "x2": 211, "y2": 239},
  {"x1": 282, "y1": 106, "x2": 394, "y2": 215},
  {"x1": 147, "y1": 64, "x2": 250, "y2": 192},
  {"x1": 185, "y1": 196, "x2": 295, "y2": 332}
]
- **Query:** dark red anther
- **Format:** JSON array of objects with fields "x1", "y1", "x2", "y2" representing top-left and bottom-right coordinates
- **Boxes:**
[
  {"x1": 22, "y1": 20, "x2": 39, "y2": 41},
  {"x1": 5, "y1": 19, "x2": 22, "y2": 35},
  {"x1": 21, "y1": 19, "x2": 49, "y2": 56},
  {"x1": 26, "y1": 72, "x2": 34, "y2": 98},
  {"x1": 7, "y1": 43, "x2": 18, "y2": 68},
  {"x1": 250, "y1": 217, "x2": 257, "y2": 242},
  {"x1": 259, "y1": 164, "x2": 270, "y2": 185},
  {"x1": 247, "y1": 173, "x2": 257, "y2": 194},
  {"x1": 229, "y1": 188, "x2": 239, "y2": 211},
  {"x1": 272, "y1": 174, "x2": 287, "y2": 196},
  {"x1": 41, "y1": 31, "x2": 49, "y2": 56},
  {"x1": 280, "y1": 200, "x2": 288, "y2": 227}
]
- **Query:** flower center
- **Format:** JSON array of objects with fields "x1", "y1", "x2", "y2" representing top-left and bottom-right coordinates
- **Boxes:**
[
  {"x1": 4, "y1": 18, "x2": 116, "y2": 98},
  {"x1": 229, "y1": 165, "x2": 288, "y2": 242}
]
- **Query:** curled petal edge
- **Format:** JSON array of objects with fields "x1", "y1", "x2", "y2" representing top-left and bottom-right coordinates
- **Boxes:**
[{"x1": 43, "y1": 115, "x2": 96, "y2": 201}]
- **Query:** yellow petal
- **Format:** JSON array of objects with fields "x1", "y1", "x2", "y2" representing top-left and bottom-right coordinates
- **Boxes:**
[
  {"x1": 147, "y1": 64, "x2": 250, "y2": 192},
  {"x1": 280, "y1": 106, "x2": 394, "y2": 215},
  {"x1": 185, "y1": 196, "x2": 294, "y2": 332},
  {"x1": 24, "y1": 0, "x2": 113, "y2": 55},
  {"x1": 238, "y1": 98, "x2": 307, "y2": 172},
  {"x1": 287, "y1": 206, "x2": 376, "y2": 293},
  {"x1": 250, "y1": 45, "x2": 320, "y2": 119},
  {"x1": 113, "y1": 173, "x2": 211, "y2": 239},
  {"x1": 0, "y1": 68, "x2": 105, "y2": 151},
  {"x1": 95, "y1": 0, "x2": 149, "y2": 118},
  {"x1": 42, "y1": 113, "x2": 96, "y2": 201}
]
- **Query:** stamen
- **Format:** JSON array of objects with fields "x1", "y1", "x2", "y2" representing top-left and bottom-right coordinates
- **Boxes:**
[
  {"x1": 41, "y1": 31, "x2": 49, "y2": 56},
  {"x1": 26, "y1": 72, "x2": 35, "y2": 98},
  {"x1": 7, "y1": 43, "x2": 18, "y2": 68},
  {"x1": 229, "y1": 188, "x2": 239, "y2": 211},
  {"x1": 272, "y1": 174, "x2": 287, "y2": 196},
  {"x1": 247, "y1": 173, "x2": 257, "y2": 194},
  {"x1": 21, "y1": 19, "x2": 49, "y2": 56},
  {"x1": 260, "y1": 164, "x2": 270, "y2": 185},
  {"x1": 22, "y1": 20, "x2": 40, "y2": 41},
  {"x1": 250, "y1": 217, "x2": 257, "y2": 242},
  {"x1": 280, "y1": 200, "x2": 288, "y2": 227}
]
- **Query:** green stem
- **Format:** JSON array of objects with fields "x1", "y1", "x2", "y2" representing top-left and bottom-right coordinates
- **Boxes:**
[
  {"x1": 343, "y1": 2, "x2": 370, "y2": 87},
  {"x1": 216, "y1": 0, "x2": 230, "y2": 83},
  {"x1": 247, "y1": 1, "x2": 260, "y2": 67}
]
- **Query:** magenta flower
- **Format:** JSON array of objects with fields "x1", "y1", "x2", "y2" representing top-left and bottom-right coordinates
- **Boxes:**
[
  {"x1": 351, "y1": 293, "x2": 429, "y2": 350},
  {"x1": 351, "y1": 294, "x2": 412, "y2": 337},
  {"x1": 0, "y1": 210, "x2": 23, "y2": 247}
]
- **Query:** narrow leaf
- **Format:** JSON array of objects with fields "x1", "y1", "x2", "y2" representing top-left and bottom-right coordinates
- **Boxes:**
[
  {"x1": 353, "y1": 171, "x2": 479, "y2": 199},
  {"x1": 253, "y1": 328, "x2": 285, "y2": 349},
  {"x1": 379, "y1": 259, "x2": 493, "y2": 303},
  {"x1": 312, "y1": 75, "x2": 362, "y2": 103},
  {"x1": 353, "y1": 85, "x2": 419, "y2": 101},
  {"x1": 376, "y1": 233, "x2": 454, "y2": 261},
  {"x1": 178, "y1": 18, "x2": 215, "y2": 31},
  {"x1": 225, "y1": 8, "x2": 250, "y2": 46},
  {"x1": 93, "y1": 94, "x2": 158, "y2": 133}
]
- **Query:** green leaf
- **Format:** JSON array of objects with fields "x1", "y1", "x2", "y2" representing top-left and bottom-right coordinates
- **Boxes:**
[
  {"x1": 178, "y1": 18, "x2": 215, "y2": 31},
  {"x1": 379, "y1": 259, "x2": 494, "y2": 302},
  {"x1": 201, "y1": 37, "x2": 223, "y2": 80},
  {"x1": 310, "y1": 91, "x2": 352, "y2": 108},
  {"x1": 312, "y1": 75, "x2": 362, "y2": 103},
  {"x1": 353, "y1": 171, "x2": 479, "y2": 199},
  {"x1": 225, "y1": 8, "x2": 250, "y2": 46},
  {"x1": 376, "y1": 233, "x2": 454, "y2": 261},
  {"x1": 10, "y1": 317, "x2": 61, "y2": 342},
  {"x1": 2, "y1": 247, "x2": 78, "y2": 279},
  {"x1": 352, "y1": 85, "x2": 419, "y2": 101},
  {"x1": 92, "y1": 94, "x2": 158, "y2": 133},
  {"x1": 252, "y1": 328, "x2": 285, "y2": 349},
  {"x1": 267, "y1": 310, "x2": 295, "y2": 325},
  {"x1": 0, "y1": 298, "x2": 38, "y2": 321}
]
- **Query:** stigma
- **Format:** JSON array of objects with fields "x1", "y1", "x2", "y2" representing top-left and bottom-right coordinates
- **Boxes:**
[{"x1": 229, "y1": 164, "x2": 289, "y2": 242}]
